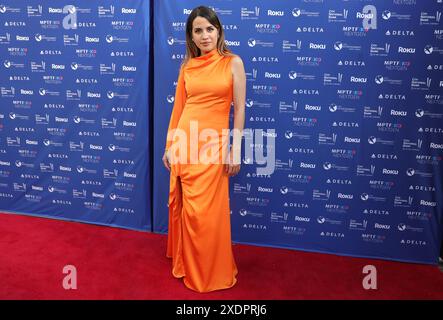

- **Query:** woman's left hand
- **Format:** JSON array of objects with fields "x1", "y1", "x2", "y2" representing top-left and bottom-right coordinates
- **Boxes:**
[{"x1": 225, "y1": 150, "x2": 241, "y2": 176}]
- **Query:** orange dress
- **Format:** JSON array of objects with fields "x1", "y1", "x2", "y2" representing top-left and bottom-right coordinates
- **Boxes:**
[{"x1": 165, "y1": 49, "x2": 238, "y2": 292}]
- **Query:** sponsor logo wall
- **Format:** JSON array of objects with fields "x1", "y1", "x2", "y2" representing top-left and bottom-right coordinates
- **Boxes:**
[
  {"x1": 0, "y1": 1, "x2": 150, "y2": 231},
  {"x1": 154, "y1": 0, "x2": 443, "y2": 264}
]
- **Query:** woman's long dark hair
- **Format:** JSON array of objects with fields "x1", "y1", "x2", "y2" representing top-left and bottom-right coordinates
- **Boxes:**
[{"x1": 184, "y1": 6, "x2": 232, "y2": 64}]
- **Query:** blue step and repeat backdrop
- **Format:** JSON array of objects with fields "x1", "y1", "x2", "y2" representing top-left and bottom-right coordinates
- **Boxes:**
[
  {"x1": 0, "y1": 1, "x2": 150, "y2": 231},
  {"x1": 0, "y1": 0, "x2": 441, "y2": 264},
  {"x1": 153, "y1": 0, "x2": 443, "y2": 264}
]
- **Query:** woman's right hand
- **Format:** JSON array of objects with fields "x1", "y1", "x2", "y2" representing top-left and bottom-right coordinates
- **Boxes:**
[{"x1": 162, "y1": 150, "x2": 171, "y2": 171}]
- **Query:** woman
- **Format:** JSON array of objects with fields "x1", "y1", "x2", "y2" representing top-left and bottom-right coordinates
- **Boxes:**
[{"x1": 162, "y1": 6, "x2": 246, "y2": 292}]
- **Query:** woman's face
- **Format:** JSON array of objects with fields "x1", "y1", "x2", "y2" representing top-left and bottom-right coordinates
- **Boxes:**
[{"x1": 191, "y1": 16, "x2": 218, "y2": 55}]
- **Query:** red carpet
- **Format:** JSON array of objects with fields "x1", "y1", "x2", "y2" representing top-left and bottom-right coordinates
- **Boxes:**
[{"x1": 0, "y1": 212, "x2": 442, "y2": 300}]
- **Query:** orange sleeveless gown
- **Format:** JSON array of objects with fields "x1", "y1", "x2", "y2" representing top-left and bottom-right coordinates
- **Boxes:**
[{"x1": 165, "y1": 49, "x2": 238, "y2": 292}]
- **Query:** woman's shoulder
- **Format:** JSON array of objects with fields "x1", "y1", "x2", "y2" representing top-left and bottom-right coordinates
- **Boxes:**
[
  {"x1": 230, "y1": 55, "x2": 243, "y2": 63},
  {"x1": 223, "y1": 53, "x2": 243, "y2": 67},
  {"x1": 226, "y1": 54, "x2": 244, "y2": 72},
  {"x1": 225, "y1": 53, "x2": 242, "y2": 62}
]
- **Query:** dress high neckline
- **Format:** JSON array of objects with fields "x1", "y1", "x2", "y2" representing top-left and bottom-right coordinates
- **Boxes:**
[
  {"x1": 186, "y1": 48, "x2": 223, "y2": 70},
  {"x1": 194, "y1": 48, "x2": 219, "y2": 60}
]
